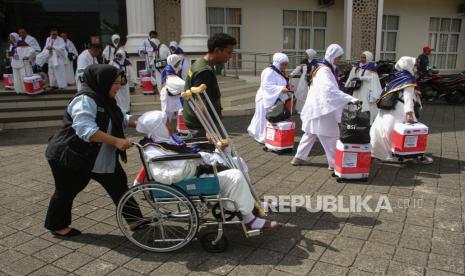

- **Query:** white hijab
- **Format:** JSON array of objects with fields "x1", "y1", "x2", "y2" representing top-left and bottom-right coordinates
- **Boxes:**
[
  {"x1": 111, "y1": 34, "x2": 120, "y2": 47},
  {"x1": 272, "y1": 53, "x2": 289, "y2": 68},
  {"x1": 116, "y1": 48, "x2": 126, "y2": 61},
  {"x1": 395, "y1": 56, "x2": 416, "y2": 76},
  {"x1": 169, "y1": 41, "x2": 178, "y2": 49},
  {"x1": 9, "y1": 32, "x2": 20, "y2": 46},
  {"x1": 324, "y1": 44, "x2": 344, "y2": 66},
  {"x1": 136, "y1": 111, "x2": 172, "y2": 143},
  {"x1": 301, "y1": 44, "x2": 354, "y2": 122},
  {"x1": 362, "y1": 51, "x2": 374, "y2": 63},
  {"x1": 167, "y1": 54, "x2": 181, "y2": 67},
  {"x1": 305, "y1": 49, "x2": 317, "y2": 59}
]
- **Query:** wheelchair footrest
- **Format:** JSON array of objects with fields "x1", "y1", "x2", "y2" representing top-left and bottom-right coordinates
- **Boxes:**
[{"x1": 245, "y1": 229, "x2": 261, "y2": 238}]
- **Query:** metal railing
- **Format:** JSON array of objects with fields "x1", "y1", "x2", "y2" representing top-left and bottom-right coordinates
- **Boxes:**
[{"x1": 223, "y1": 51, "x2": 308, "y2": 78}]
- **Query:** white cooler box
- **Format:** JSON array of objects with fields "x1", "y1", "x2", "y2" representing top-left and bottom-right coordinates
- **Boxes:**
[
  {"x1": 391, "y1": 122, "x2": 428, "y2": 157},
  {"x1": 265, "y1": 120, "x2": 295, "y2": 152},
  {"x1": 334, "y1": 140, "x2": 371, "y2": 180}
]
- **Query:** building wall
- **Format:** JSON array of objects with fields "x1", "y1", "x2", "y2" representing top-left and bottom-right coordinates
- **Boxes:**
[
  {"x1": 206, "y1": 0, "x2": 345, "y2": 53},
  {"x1": 384, "y1": 0, "x2": 464, "y2": 72}
]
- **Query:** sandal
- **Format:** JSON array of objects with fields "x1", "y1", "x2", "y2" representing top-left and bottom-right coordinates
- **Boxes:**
[
  {"x1": 245, "y1": 217, "x2": 283, "y2": 231},
  {"x1": 52, "y1": 228, "x2": 81, "y2": 238}
]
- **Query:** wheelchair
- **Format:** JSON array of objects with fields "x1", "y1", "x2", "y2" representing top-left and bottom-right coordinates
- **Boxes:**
[{"x1": 116, "y1": 141, "x2": 262, "y2": 253}]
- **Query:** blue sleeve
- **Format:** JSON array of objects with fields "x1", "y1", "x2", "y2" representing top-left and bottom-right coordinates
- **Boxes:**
[{"x1": 67, "y1": 95, "x2": 100, "y2": 142}]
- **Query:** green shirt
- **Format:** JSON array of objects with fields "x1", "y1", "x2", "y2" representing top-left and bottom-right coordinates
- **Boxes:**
[{"x1": 182, "y1": 58, "x2": 222, "y2": 130}]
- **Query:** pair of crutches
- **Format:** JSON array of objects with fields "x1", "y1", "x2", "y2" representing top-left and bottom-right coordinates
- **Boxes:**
[{"x1": 181, "y1": 84, "x2": 267, "y2": 217}]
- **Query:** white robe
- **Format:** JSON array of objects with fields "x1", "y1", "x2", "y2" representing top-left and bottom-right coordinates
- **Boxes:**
[
  {"x1": 24, "y1": 35, "x2": 41, "y2": 53},
  {"x1": 9, "y1": 45, "x2": 35, "y2": 93},
  {"x1": 138, "y1": 39, "x2": 155, "y2": 68},
  {"x1": 144, "y1": 145, "x2": 255, "y2": 214},
  {"x1": 370, "y1": 86, "x2": 418, "y2": 161},
  {"x1": 345, "y1": 67, "x2": 383, "y2": 124},
  {"x1": 247, "y1": 67, "x2": 288, "y2": 143},
  {"x1": 160, "y1": 75, "x2": 184, "y2": 120},
  {"x1": 110, "y1": 59, "x2": 133, "y2": 113},
  {"x1": 295, "y1": 65, "x2": 356, "y2": 166},
  {"x1": 103, "y1": 45, "x2": 125, "y2": 64},
  {"x1": 76, "y1": 50, "x2": 99, "y2": 92},
  {"x1": 42, "y1": 37, "x2": 68, "y2": 88},
  {"x1": 64, "y1": 39, "x2": 78, "y2": 85}
]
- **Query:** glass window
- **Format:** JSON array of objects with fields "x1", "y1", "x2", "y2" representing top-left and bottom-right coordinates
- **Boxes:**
[
  {"x1": 429, "y1": 17, "x2": 462, "y2": 69},
  {"x1": 226, "y1": 8, "x2": 241, "y2": 25},
  {"x1": 283, "y1": 9, "x2": 327, "y2": 66},
  {"x1": 208, "y1": 8, "x2": 225, "y2": 24},
  {"x1": 380, "y1": 15, "x2": 399, "y2": 61}
]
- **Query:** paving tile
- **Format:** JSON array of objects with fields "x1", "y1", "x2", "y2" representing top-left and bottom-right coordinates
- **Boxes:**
[
  {"x1": 393, "y1": 247, "x2": 428, "y2": 267},
  {"x1": 353, "y1": 254, "x2": 389, "y2": 274},
  {"x1": 53, "y1": 251, "x2": 94, "y2": 272},
  {"x1": 74, "y1": 259, "x2": 118, "y2": 276},
  {"x1": 308, "y1": 262, "x2": 348, "y2": 276},
  {"x1": 275, "y1": 254, "x2": 315, "y2": 275},
  {"x1": 386, "y1": 260, "x2": 424, "y2": 276},
  {"x1": 428, "y1": 253, "x2": 464, "y2": 275}
]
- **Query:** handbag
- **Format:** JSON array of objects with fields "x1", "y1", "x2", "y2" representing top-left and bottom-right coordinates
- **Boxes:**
[
  {"x1": 340, "y1": 103, "x2": 371, "y2": 144},
  {"x1": 346, "y1": 77, "x2": 362, "y2": 95},
  {"x1": 266, "y1": 100, "x2": 290, "y2": 123},
  {"x1": 154, "y1": 59, "x2": 167, "y2": 69}
]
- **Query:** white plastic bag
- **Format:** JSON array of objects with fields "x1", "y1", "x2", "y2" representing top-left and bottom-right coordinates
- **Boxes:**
[{"x1": 295, "y1": 65, "x2": 309, "y2": 113}]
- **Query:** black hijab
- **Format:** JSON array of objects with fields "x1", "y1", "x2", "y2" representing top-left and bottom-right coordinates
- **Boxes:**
[{"x1": 82, "y1": 64, "x2": 127, "y2": 162}]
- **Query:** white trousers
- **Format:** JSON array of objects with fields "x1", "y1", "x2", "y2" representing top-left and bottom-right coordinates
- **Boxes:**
[
  {"x1": 64, "y1": 63, "x2": 75, "y2": 85},
  {"x1": 295, "y1": 132, "x2": 338, "y2": 168},
  {"x1": 48, "y1": 64, "x2": 68, "y2": 88},
  {"x1": 217, "y1": 169, "x2": 255, "y2": 215},
  {"x1": 115, "y1": 85, "x2": 130, "y2": 113},
  {"x1": 12, "y1": 67, "x2": 26, "y2": 93}
]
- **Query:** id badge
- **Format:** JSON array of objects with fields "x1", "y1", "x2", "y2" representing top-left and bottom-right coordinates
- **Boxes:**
[{"x1": 13, "y1": 54, "x2": 19, "y2": 60}]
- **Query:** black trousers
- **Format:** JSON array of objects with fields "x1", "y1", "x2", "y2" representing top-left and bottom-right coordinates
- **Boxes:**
[{"x1": 44, "y1": 160, "x2": 142, "y2": 231}]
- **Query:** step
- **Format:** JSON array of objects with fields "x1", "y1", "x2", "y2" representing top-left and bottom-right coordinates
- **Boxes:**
[
  {"x1": 130, "y1": 101, "x2": 161, "y2": 113},
  {"x1": 0, "y1": 100, "x2": 70, "y2": 110},
  {"x1": 222, "y1": 102, "x2": 256, "y2": 117},
  {"x1": 218, "y1": 79, "x2": 247, "y2": 88},
  {"x1": 220, "y1": 83, "x2": 258, "y2": 97},
  {"x1": 130, "y1": 93, "x2": 160, "y2": 103},
  {"x1": 221, "y1": 91, "x2": 257, "y2": 107},
  {"x1": 0, "y1": 109, "x2": 64, "y2": 121},
  {"x1": 0, "y1": 119, "x2": 62, "y2": 129}
]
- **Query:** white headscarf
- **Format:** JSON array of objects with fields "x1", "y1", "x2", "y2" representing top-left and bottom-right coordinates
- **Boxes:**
[
  {"x1": 169, "y1": 41, "x2": 178, "y2": 49},
  {"x1": 361, "y1": 51, "x2": 374, "y2": 64},
  {"x1": 324, "y1": 44, "x2": 344, "y2": 66},
  {"x1": 305, "y1": 49, "x2": 317, "y2": 59},
  {"x1": 111, "y1": 34, "x2": 120, "y2": 47},
  {"x1": 136, "y1": 111, "x2": 172, "y2": 143},
  {"x1": 167, "y1": 54, "x2": 181, "y2": 67},
  {"x1": 116, "y1": 48, "x2": 126, "y2": 61},
  {"x1": 272, "y1": 53, "x2": 289, "y2": 68},
  {"x1": 395, "y1": 56, "x2": 416, "y2": 76},
  {"x1": 9, "y1": 32, "x2": 20, "y2": 46}
]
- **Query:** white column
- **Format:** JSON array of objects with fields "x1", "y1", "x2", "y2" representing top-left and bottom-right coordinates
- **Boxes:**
[
  {"x1": 125, "y1": 0, "x2": 155, "y2": 54},
  {"x1": 343, "y1": 0, "x2": 353, "y2": 60},
  {"x1": 375, "y1": 0, "x2": 384, "y2": 61},
  {"x1": 179, "y1": 0, "x2": 209, "y2": 53}
]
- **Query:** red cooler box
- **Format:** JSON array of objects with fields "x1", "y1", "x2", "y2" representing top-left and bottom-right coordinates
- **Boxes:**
[
  {"x1": 391, "y1": 122, "x2": 428, "y2": 157},
  {"x1": 24, "y1": 75, "x2": 44, "y2": 95},
  {"x1": 141, "y1": 77, "x2": 154, "y2": 95},
  {"x1": 177, "y1": 110, "x2": 190, "y2": 135},
  {"x1": 138, "y1": 69, "x2": 150, "y2": 79},
  {"x1": 3, "y1": 74, "x2": 14, "y2": 89},
  {"x1": 265, "y1": 120, "x2": 295, "y2": 152},
  {"x1": 334, "y1": 140, "x2": 371, "y2": 180}
]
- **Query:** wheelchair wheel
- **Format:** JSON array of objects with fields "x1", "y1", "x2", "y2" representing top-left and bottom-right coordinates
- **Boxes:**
[
  {"x1": 116, "y1": 183, "x2": 199, "y2": 252},
  {"x1": 199, "y1": 230, "x2": 229, "y2": 253},
  {"x1": 211, "y1": 203, "x2": 237, "y2": 221}
]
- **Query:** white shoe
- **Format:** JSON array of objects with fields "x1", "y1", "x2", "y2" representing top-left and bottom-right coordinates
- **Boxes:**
[
  {"x1": 291, "y1": 157, "x2": 311, "y2": 166},
  {"x1": 328, "y1": 166, "x2": 334, "y2": 171},
  {"x1": 417, "y1": 156, "x2": 433, "y2": 164}
]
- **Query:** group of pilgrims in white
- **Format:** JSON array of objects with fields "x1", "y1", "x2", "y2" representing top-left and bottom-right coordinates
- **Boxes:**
[
  {"x1": 5, "y1": 29, "x2": 188, "y2": 116},
  {"x1": 248, "y1": 43, "x2": 433, "y2": 166}
]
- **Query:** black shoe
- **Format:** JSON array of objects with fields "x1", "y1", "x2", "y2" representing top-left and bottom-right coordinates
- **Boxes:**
[{"x1": 51, "y1": 228, "x2": 81, "y2": 238}]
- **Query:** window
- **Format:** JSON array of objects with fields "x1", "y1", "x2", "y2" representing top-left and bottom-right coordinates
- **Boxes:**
[
  {"x1": 380, "y1": 15, "x2": 399, "y2": 61},
  {"x1": 283, "y1": 10, "x2": 327, "y2": 66},
  {"x1": 207, "y1": 7, "x2": 242, "y2": 68},
  {"x1": 429, "y1": 17, "x2": 462, "y2": 69}
]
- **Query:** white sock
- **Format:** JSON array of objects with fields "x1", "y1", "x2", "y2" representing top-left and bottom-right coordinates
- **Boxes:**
[{"x1": 242, "y1": 213, "x2": 267, "y2": 229}]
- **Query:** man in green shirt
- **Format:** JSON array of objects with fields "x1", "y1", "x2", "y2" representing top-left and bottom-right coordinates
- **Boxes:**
[{"x1": 183, "y1": 33, "x2": 237, "y2": 138}]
